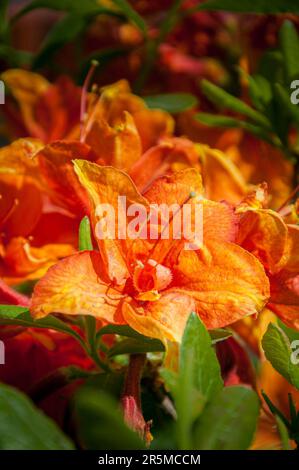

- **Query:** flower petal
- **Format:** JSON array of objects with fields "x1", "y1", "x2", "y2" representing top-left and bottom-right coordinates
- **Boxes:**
[
  {"x1": 37, "y1": 141, "x2": 97, "y2": 215},
  {"x1": 73, "y1": 160, "x2": 149, "y2": 284},
  {"x1": 168, "y1": 240, "x2": 270, "y2": 328},
  {"x1": 237, "y1": 208, "x2": 288, "y2": 274},
  {"x1": 30, "y1": 251, "x2": 124, "y2": 321},
  {"x1": 268, "y1": 225, "x2": 299, "y2": 329},
  {"x1": 122, "y1": 291, "x2": 195, "y2": 343}
]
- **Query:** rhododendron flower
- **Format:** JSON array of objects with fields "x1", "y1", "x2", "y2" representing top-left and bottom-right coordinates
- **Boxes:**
[
  {"x1": 2, "y1": 70, "x2": 82, "y2": 143},
  {"x1": 236, "y1": 186, "x2": 299, "y2": 330},
  {"x1": 0, "y1": 139, "x2": 75, "y2": 283},
  {"x1": 178, "y1": 114, "x2": 294, "y2": 208},
  {"x1": 30, "y1": 162, "x2": 269, "y2": 343}
]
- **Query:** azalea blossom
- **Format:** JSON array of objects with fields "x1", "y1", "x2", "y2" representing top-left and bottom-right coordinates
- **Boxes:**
[{"x1": 30, "y1": 161, "x2": 269, "y2": 343}]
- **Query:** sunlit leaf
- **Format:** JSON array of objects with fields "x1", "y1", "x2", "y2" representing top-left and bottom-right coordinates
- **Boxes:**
[
  {"x1": 78, "y1": 216, "x2": 93, "y2": 251},
  {"x1": 262, "y1": 323, "x2": 299, "y2": 390}
]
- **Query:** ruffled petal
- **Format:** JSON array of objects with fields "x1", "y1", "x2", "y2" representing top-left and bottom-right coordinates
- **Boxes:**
[
  {"x1": 30, "y1": 251, "x2": 124, "y2": 321},
  {"x1": 169, "y1": 240, "x2": 270, "y2": 328}
]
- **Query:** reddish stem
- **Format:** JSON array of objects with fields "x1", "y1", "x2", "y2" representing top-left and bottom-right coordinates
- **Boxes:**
[{"x1": 121, "y1": 354, "x2": 152, "y2": 445}]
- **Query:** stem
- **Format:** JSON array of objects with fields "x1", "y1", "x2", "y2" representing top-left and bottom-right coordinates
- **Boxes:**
[{"x1": 121, "y1": 354, "x2": 152, "y2": 445}]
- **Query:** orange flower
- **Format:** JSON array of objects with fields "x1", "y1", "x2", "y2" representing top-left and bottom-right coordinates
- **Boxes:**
[
  {"x1": 2, "y1": 69, "x2": 81, "y2": 142},
  {"x1": 2, "y1": 71, "x2": 173, "y2": 150},
  {"x1": 0, "y1": 139, "x2": 76, "y2": 283},
  {"x1": 236, "y1": 188, "x2": 299, "y2": 330},
  {"x1": 178, "y1": 114, "x2": 293, "y2": 208},
  {"x1": 30, "y1": 162, "x2": 269, "y2": 343}
]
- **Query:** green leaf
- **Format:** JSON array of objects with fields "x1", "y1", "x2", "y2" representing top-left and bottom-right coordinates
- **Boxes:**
[
  {"x1": 144, "y1": 93, "x2": 198, "y2": 114},
  {"x1": 32, "y1": 13, "x2": 88, "y2": 69},
  {"x1": 0, "y1": 304, "x2": 29, "y2": 317},
  {"x1": 0, "y1": 306, "x2": 87, "y2": 351},
  {"x1": 108, "y1": 337, "x2": 164, "y2": 357},
  {"x1": 74, "y1": 387, "x2": 144, "y2": 449},
  {"x1": 175, "y1": 313, "x2": 223, "y2": 449},
  {"x1": 274, "y1": 82, "x2": 299, "y2": 127},
  {"x1": 193, "y1": 386, "x2": 260, "y2": 450},
  {"x1": 78, "y1": 216, "x2": 93, "y2": 251},
  {"x1": 278, "y1": 319, "x2": 299, "y2": 343},
  {"x1": 209, "y1": 328, "x2": 232, "y2": 344},
  {"x1": 279, "y1": 20, "x2": 299, "y2": 84},
  {"x1": 0, "y1": 45, "x2": 33, "y2": 67},
  {"x1": 0, "y1": 0, "x2": 9, "y2": 39},
  {"x1": 97, "y1": 323, "x2": 154, "y2": 340},
  {"x1": 201, "y1": 79, "x2": 272, "y2": 129},
  {"x1": 0, "y1": 382, "x2": 74, "y2": 449},
  {"x1": 180, "y1": 313, "x2": 223, "y2": 402},
  {"x1": 195, "y1": 112, "x2": 274, "y2": 144},
  {"x1": 276, "y1": 416, "x2": 292, "y2": 450},
  {"x1": 198, "y1": 0, "x2": 299, "y2": 14},
  {"x1": 262, "y1": 323, "x2": 299, "y2": 390},
  {"x1": 111, "y1": 0, "x2": 147, "y2": 34},
  {"x1": 12, "y1": 0, "x2": 120, "y2": 20}
]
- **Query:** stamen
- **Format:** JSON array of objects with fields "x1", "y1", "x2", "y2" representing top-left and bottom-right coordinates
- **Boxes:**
[
  {"x1": 1, "y1": 198, "x2": 19, "y2": 226},
  {"x1": 277, "y1": 184, "x2": 299, "y2": 213},
  {"x1": 80, "y1": 60, "x2": 99, "y2": 142}
]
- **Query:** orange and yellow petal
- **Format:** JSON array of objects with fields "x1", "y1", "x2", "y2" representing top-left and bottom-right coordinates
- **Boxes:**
[
  {"x1": 122, "y1": 291, "x2": 195, "y2": 343},
  {"x1": 30, "y1": 251, "x2": 124, "y2": 322},
  {"x1": 169, "y1": 240, "x2": 270, "y2": 329}
]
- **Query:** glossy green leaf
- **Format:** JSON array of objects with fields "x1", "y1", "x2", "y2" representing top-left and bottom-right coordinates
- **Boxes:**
[
  {"x1": 0, "y1": 304, "x2": 29, "y2": 317},
  {"x1": 175, "y1": 313, "x2": 223, "y2": 449},
  {"x1": 144, "y1": 93, "x2": 198, "y2": 113},
  {"x1": 193, "y1": 386, "x2": 260, "y2": 450},
  {"x1": 0, "y1": 306, "x2": 87, "y2": 350},
  {"x1": 0, "y1": 383, "x2": 74, "y2": 449},
  {"x1": 199, "y1": 0, "x2": 299, "y2": 14},
  {"x1": 78, "y1": 216, "x2": 93, "y2": 251},
  {"x1": 201, "y1": 79, "x2": 271, "y2": 129},
  {"x1": 74, "y1": 387, "x2": 144, "y2": 449},
  {"x1": 180, "y1": 313, "x2": 223, "y2": 402},
  {"x1": 278, "y1": 319, "x2": 299, "y2": 343},
  {"x1": 262, "y1": 323, "x2": 299, "y2": 390},
  {"x1": 279, "y1": 20, "x2": 299, "y2": 84},
  {"x1": 209, "y1": 328, "x2": 232, "y2": 344}
]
